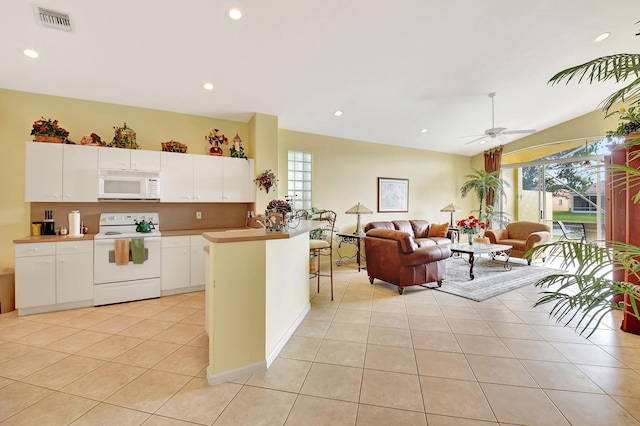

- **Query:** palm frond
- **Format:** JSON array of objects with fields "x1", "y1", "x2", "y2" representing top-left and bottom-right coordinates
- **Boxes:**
[
  {"x1": 548, "y1": 53, "x2": 640, "y2": 112},
  {"x1": 528, "y1": 241, "x2": 640, "y2": 337}
]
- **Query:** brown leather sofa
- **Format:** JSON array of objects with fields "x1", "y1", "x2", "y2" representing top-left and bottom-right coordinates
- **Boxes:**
[
  {"x1": 364, "y1": 220, "x2": 453, "y2": 247},
  {"x1": 364, "y1": 228, "x2": 451, "y2": 294},
  {"x1": 485, "y1": 221, "x2": 552, "y2": 265}
]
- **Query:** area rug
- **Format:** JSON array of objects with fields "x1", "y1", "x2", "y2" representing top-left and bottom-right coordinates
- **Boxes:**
[{"x1": 434, "y1": 258, "x2": 563, "y2": 302}]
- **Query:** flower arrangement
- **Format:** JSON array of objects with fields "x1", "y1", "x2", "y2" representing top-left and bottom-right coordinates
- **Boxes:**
[
  {"x1": 31, "y1": 117, "x2": 70, "y2": 140},
  {"x1": 206, "y1": 129, "x2": 228, "y2": 156},
  {"x1": 255, "y1": 169, "x2": 277, "y2": 193},
  {"x1": 457, "y1": 215, "x2": 485, "y2": 235},
  {"x1": 267, "y1": 199, "x2": 292, "y2": 214},
  {"x1": 606, "y1": 100, "x2": 640, "y2": 136}
]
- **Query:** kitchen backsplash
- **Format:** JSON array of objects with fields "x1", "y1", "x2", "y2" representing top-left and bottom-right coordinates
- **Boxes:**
[{"x1": 31, "y1": 202, "x2": 250, "y2": 233}]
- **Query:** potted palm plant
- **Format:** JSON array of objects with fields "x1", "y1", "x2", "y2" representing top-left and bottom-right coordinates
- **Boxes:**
[
  {"x1": 459, "y1": 168, "x2": 510, "y2": 237},
  {"x1": 529, "y1": 38, "x2": 640, "y2": 335}
]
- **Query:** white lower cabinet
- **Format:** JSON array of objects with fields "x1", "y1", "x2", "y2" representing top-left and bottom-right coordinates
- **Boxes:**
[
  {"x1": 15, "y1": 243, "x2": 56, "y2": 309},
  {"x1": 15, "y1": 241, "x2": 93, "y2": 312},
  {"x1": 56, "y1": 241, "x2": 93, "y2": 304},
  {"x1": 161, "y1": 235, "x2": 206, "y2": 293},
  {"x1": 161, "y1": 236, "x2": 191, "y2": 291},
  {"x1": 190, "y1": 235, "x2": 206, "y2": 287}
]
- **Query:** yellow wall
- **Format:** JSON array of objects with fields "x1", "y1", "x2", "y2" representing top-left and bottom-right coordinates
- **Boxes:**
[
  {"x1": 0, "y1": 89, "x2": 249, "y2": 269},
  {"x1": 278, "y1": 130, "x2": 474, "y2": 234}
]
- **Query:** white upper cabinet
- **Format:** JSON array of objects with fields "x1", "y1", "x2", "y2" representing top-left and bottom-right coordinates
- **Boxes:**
[
  {"x1": 222, "y1": 157, "x2": 255, "y2": 202},
  {"x1": 63, "y1": 144, "x2": 98, "y2": 202},
  {"x1": 131, "y1": 150, "x2": 161, "y2": 171},
  {"x1": 160, "y1": 151, "x2": 194, "y2": 202},
  {"x1": 25, "y1": 142, "x2": 64, "y2": 202},
  {"x1": 26, "y1": 142, "x2": 253, "y2": 203},
  {"x1": 193, "y1": 155, "x2": 223, "y2": 202},
  {"x1": 99, "y1": 147, "x2": 160, "y2": 171}
]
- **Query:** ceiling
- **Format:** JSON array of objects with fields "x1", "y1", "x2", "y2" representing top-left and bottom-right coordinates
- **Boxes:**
[{"x1": 1, "y1": 1, "x2": 638, "y2": 156}]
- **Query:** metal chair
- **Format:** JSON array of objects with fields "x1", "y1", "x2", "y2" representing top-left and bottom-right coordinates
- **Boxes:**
[
  {"x1": 309, "y1": 210, "x2": 337, "y2": 300},
  {"x1": 555, "y1": 220, "x2": 586, "y2": 243}
]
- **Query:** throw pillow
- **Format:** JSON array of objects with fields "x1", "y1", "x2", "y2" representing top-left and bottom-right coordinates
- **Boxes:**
[{"x1": 428, "y1": 223, "x2": 449, "y2": 238}]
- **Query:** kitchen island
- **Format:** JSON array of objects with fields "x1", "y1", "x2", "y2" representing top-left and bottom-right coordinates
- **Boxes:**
[{"x1": 203, "y1": 220, "x2": 323, "y2": 385}]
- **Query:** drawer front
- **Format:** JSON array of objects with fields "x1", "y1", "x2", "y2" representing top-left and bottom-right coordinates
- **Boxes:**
[
  {"x1": 15, "y1": 242, "x2": 56, "y2": 257},
  {"x1": 162, "y1": 236, "x2": 191, "y2": 248},
  {"x1": 56, "y1": 240, "x2": 93, "y2": 255}
]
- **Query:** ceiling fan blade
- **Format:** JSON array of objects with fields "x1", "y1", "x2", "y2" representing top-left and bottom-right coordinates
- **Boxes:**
[
  {"x1": 502, "y1": 129, "x2": 536, "y2": 135},
  {"x1": 458, "y1": 133, "x2": 486, "y2": 138},
  {"x1": 464, "y1": 135, "x2": 489, "y2": 145}
]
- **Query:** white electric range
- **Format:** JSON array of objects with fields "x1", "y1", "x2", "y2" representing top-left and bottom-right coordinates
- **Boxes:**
[{"x1": 93, "y1": 212, "x2": 161, "y2": 305}]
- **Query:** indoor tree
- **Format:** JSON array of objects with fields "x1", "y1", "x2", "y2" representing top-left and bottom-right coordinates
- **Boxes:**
[{"x1": 459, "y1": 168, "x2": 510, "y2": 229}]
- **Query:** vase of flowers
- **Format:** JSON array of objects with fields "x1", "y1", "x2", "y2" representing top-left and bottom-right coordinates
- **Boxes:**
[
  {"x1": 267, "y1": 199, "x2": 292, "y2": 223},
  {"x1": 206, "y1": 129, "x2": 228, "y2": 156},
  {"x1": 456, "y1": 215, "x2": 485, "y2": 244},
  {"x1": 31, "y1": 117, "x2": 70, "y2": 143}
]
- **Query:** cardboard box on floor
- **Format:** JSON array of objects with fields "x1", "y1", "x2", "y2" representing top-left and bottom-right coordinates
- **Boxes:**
[{"x1": 0, "y1": 269, "x2": 15, "y2": 314}]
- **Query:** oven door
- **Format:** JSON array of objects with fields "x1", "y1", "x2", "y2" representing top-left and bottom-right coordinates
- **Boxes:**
[{"x1": 94, "y1": 236, "x2": 161, "y2": 284}]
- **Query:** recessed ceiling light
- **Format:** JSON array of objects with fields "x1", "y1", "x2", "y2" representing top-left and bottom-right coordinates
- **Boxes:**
[
  {"x1": 23, "y1": 49, "x2": 39, "y2": 59},
  {"x1": 420, "y1": 128, "x2": 428, "y2": 134},
  {"x1": 593, "y1": 32, "x2": 610, "y2": 43},
  {"x1": 227, "y1": 8, "x2": 242, "y2": 20},
  {"x1": 479, "y1": 140, "x2": 487, "y2": 145},
  {"x1": 333, "y1": 110, "x2": 343, "y2": 117},
  {"x1": 203, "y1": 82, "x2": 214, "y2": 91}
]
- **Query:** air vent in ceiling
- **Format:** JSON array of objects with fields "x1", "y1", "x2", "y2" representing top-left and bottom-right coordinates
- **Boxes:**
[{"x1": 34, "y1": 6, "x2": 72, "y2": 32}]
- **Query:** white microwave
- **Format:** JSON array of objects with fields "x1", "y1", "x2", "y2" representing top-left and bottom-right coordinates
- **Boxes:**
[{"x1": 98, "y1": 169, "x2": 161, "y2": 200}]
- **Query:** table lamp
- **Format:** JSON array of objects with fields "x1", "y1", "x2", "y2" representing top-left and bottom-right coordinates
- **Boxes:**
[
  {"x1": 440, "y1": 203, "x2": 462, "y2": 226},
  {"x1": 345, "y1": 203, "x2": 373, "y2": 235}
]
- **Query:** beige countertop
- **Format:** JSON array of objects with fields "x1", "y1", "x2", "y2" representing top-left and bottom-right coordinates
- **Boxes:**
[
  {"x1": 14, "y1": 234, "x2": 95, "y2": 244},
  {"x1": 14, "y1": 224, "x2": 323, "y2": 244},
  {"x1": 203, "y1": 220, "x2": 324, "y2": 243},
  {"x1": 14, "y1": 228, "x2": 247, "y2": 243}
]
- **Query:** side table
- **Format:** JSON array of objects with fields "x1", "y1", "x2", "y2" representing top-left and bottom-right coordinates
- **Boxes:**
[{"x1": 336, "y1": 233, "x2": 366, "y2": 271}]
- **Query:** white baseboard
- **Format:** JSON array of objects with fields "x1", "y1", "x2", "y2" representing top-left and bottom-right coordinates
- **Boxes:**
[
  {"x1": 266, "y1": 302, "x2": 311, "y2": 367},
  {"x1": 161, "y1": 285, "x2": 205, "y2": 296},
  {"x1": 18, "y1": 300, "x2": 93, "y2": 316},
  {"x1": 206, "y1": 360, "x2": 266, "y2": 386}
]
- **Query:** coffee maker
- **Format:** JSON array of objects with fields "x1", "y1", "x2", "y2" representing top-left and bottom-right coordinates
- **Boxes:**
[{"x1": 42, "y1": 210, "x2": 56, "y2": 235}]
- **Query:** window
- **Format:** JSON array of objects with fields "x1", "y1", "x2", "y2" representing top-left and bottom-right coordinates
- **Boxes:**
[{"x1": 287, "y1": 150, "x2": 312, "y2": 210}]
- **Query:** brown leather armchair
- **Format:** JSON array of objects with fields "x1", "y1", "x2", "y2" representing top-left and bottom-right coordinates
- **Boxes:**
[
  {"x1": 364, "y1": 228, "x2": 451, "y2": 294},
  {"x1": 485, "y1": 221, "x2": 552, "y2": 264}
]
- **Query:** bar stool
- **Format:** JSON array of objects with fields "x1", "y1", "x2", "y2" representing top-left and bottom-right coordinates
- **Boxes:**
[{"x1": 309, "y1": 210, "x2": 337, "y2": 300}]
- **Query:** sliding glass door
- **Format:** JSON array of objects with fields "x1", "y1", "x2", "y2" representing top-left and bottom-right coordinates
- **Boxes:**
[{"x1": 503, "y1": 152, "x2": 606, "y2": 243}]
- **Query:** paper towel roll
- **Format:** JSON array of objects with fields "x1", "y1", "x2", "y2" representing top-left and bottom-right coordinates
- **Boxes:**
[{"x1": 68, "y1": 211, "x2": 81, "y2": 237}]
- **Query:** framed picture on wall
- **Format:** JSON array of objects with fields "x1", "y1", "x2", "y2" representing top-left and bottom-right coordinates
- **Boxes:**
[{"x1": 378, "y1": 177, "x2": 409, "y2": 212}]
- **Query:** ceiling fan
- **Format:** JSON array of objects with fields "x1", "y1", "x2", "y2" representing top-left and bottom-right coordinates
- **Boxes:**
[{"x1": 464, "y1": 93, "x2": 536, "y2": 145}]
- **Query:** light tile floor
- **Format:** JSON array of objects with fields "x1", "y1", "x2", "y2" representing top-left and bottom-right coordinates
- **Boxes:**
[{"x1": 1, "y1": 261, "x2": 640, "y2": 425}]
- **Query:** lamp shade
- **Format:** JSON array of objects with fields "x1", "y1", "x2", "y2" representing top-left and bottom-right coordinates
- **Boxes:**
[
  {"x1": 346, "y1": 203, "x2": 373, "y2": 235},
  {"x1": 440, "y1": 203, "x2": 462, "y2": 213},
  {"x1": 345, "y1": 203, "x2": 373, "y2": 215}
]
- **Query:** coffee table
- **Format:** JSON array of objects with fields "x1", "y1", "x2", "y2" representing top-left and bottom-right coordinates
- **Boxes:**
[{"x1": 449, "y1": 242, "x2": 512, "y2": 280}]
